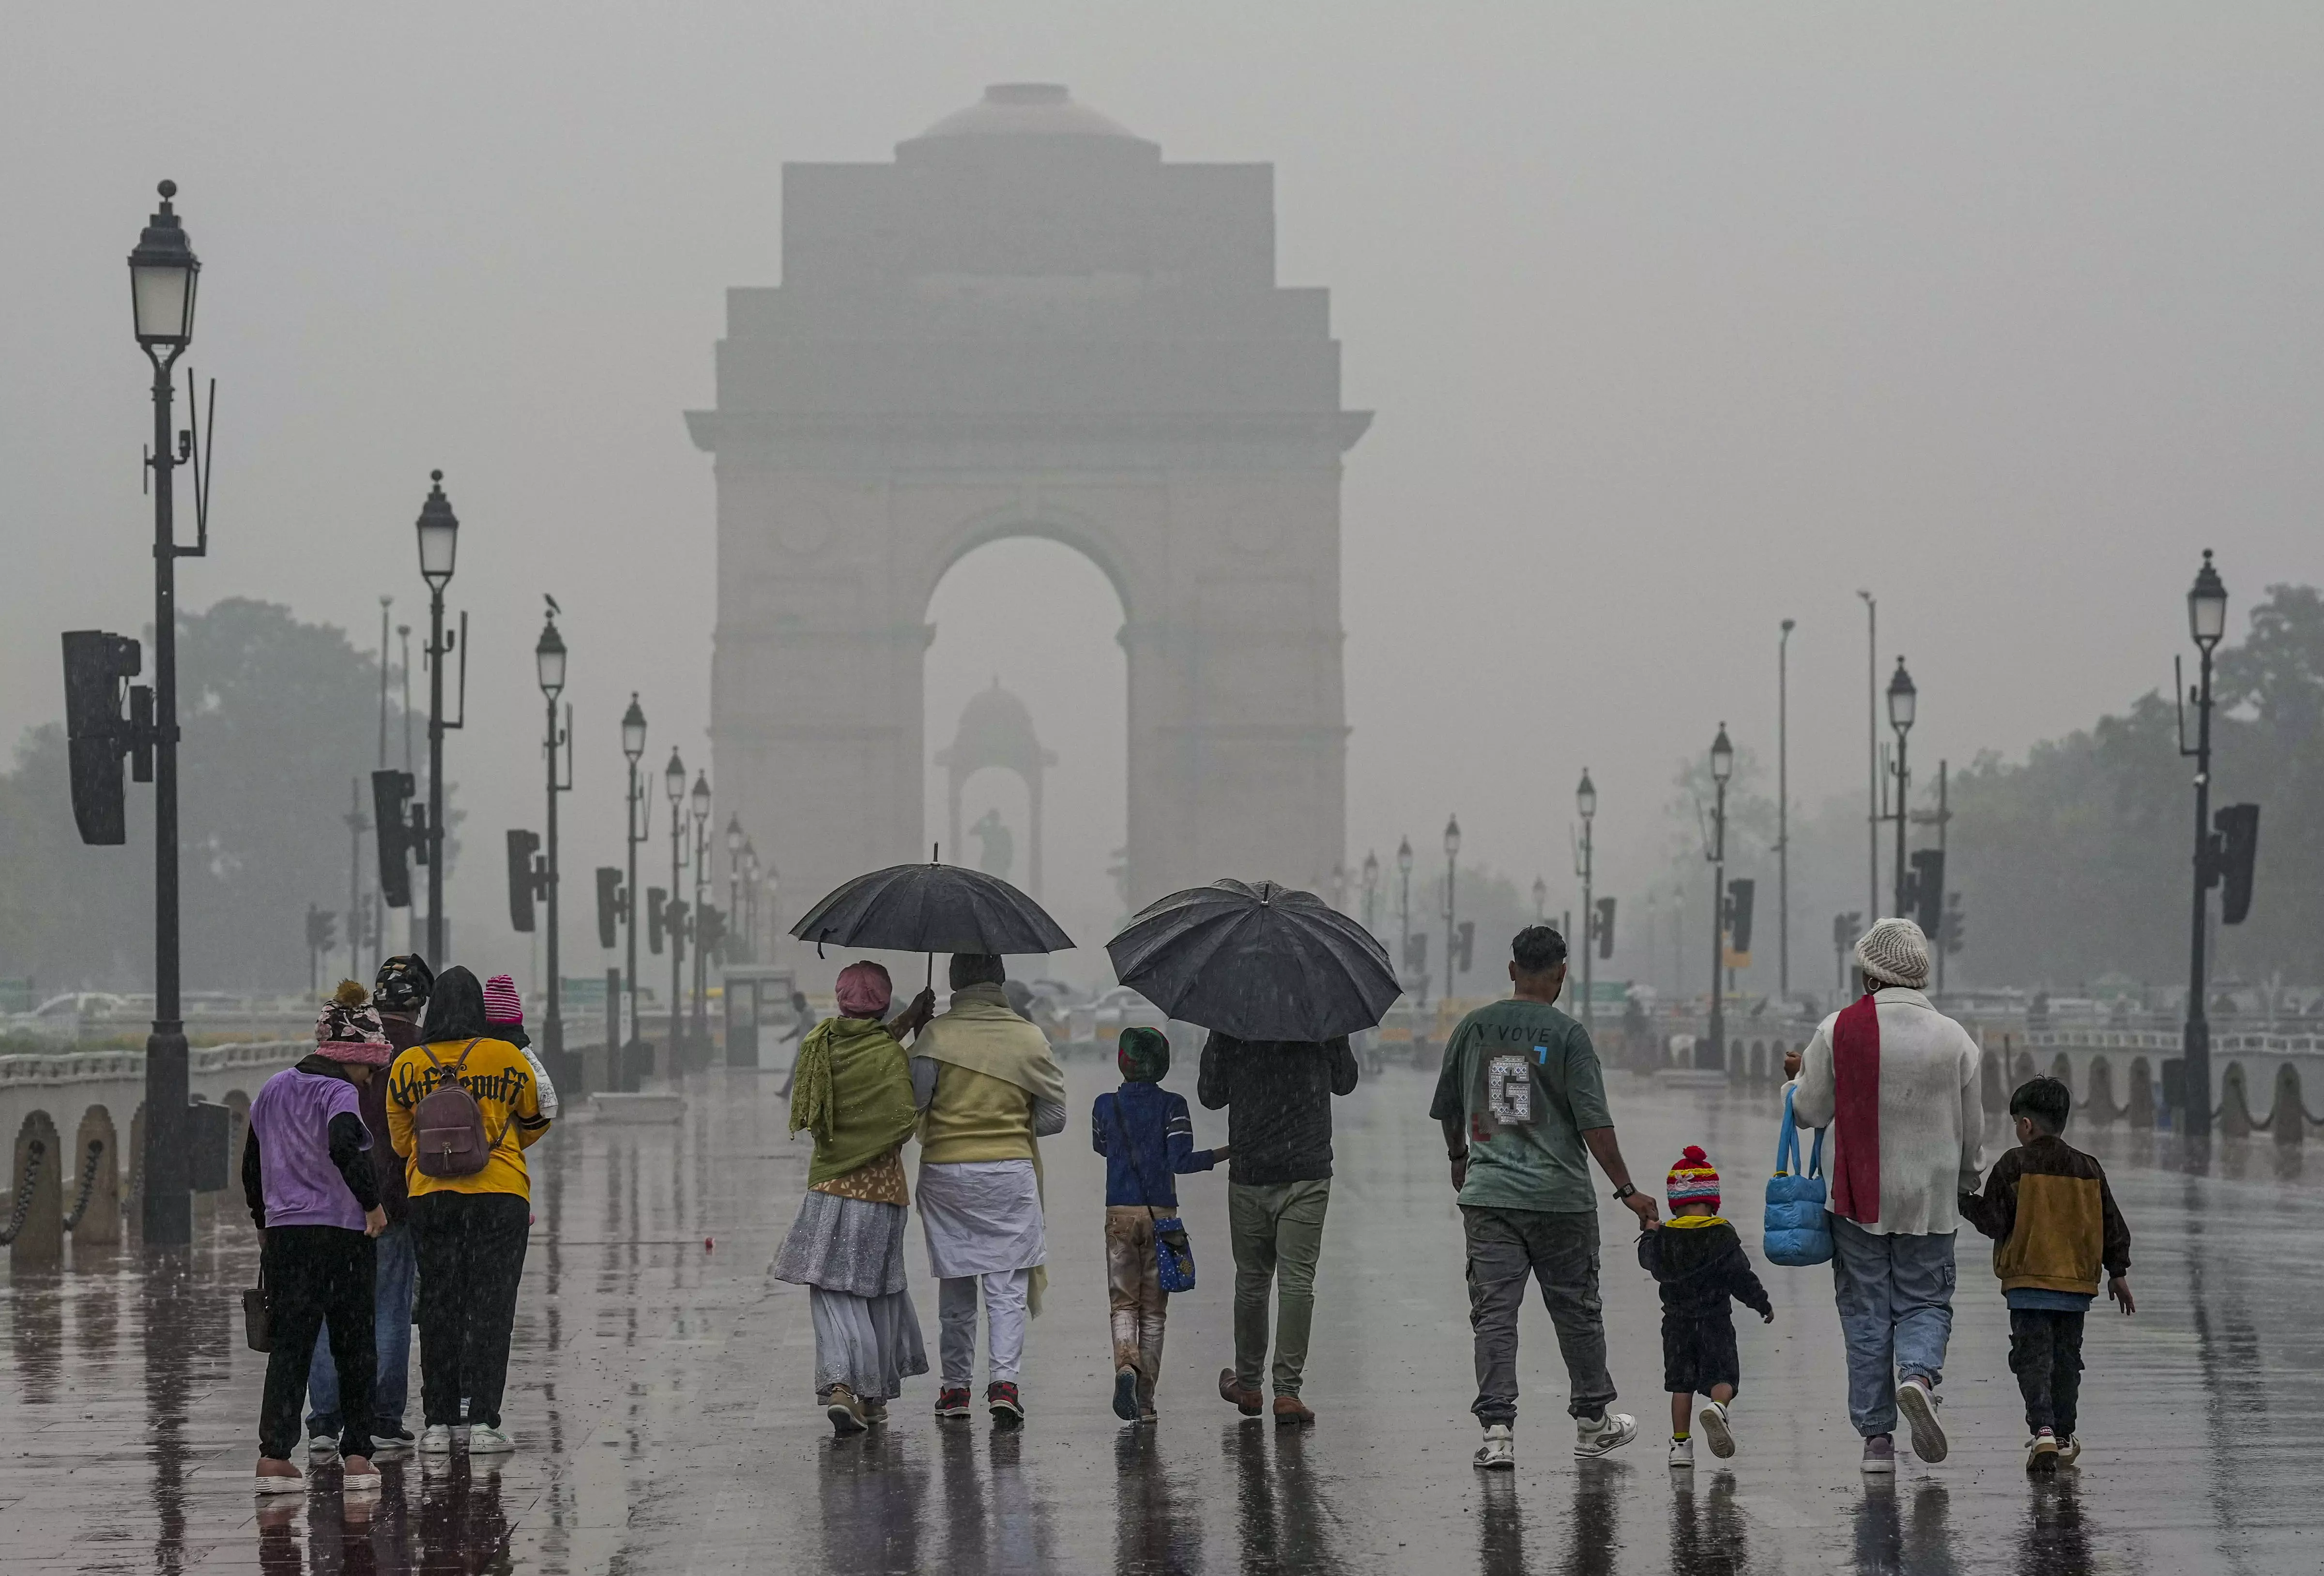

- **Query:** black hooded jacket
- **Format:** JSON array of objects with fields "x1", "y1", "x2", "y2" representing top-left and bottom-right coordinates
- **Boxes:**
[
  {"x1": 418, "y1": 966, "x2": 490, "y2": 1044},
  {"x1": 1636, "y1": 1218, "x2": 1774, "y2": 1324}
]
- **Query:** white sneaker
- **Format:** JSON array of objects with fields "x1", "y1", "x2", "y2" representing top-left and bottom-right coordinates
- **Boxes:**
[
  {"x1": 1473, "y1": 1423, "x2": 1516, "y2": 1471},
  {"x1": 253, "y1": 1468, "x2": 305, "y2": 1496},
  {"x1": 2057, "y1": 1435, "x2": 2082, "y2": 1466},
  {"x1": 1698, "y1": 1400, "x2": 1737, "y2": 1460},
  {"x1": 1896, "y1": 1378, "x2": 1948, "y2": 1463},
  {"x1": 418, "y1": 1424, "x2": 454, "y2": 1456},
  {"x1": 1668, "y1": 1436, "x2": 1695, "y2": 1469},
  {"x1": 1574, "y1": 1411, "x2": 1638, "y2": 1458},
  {"x1": 468, "y1": 1424, "x2": 515, "y2": 1454}
]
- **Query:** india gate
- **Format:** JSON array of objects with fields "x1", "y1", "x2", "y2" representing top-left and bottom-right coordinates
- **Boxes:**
[{"x1": 688, "y1": 84, "x2": 1369, "y2": 939}]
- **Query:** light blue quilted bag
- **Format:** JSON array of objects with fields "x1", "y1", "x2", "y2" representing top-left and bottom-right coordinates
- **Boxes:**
[{"x1": 1762, "y1": 1086, "x2": 1833, "y2": 1267}]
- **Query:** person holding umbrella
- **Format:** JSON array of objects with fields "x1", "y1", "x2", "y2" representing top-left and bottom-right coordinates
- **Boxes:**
[{"x1": 1108, "y1": 880, "x2": 1398, "y2": 1430}]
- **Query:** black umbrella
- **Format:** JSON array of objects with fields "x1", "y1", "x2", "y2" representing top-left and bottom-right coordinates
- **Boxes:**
[
  {"x1": 1105, "y1": 879, "x2": 1401, "y2": 1042},
  {"x1": 790, "y1": 855, "x2": 1074, "y2": 958}
]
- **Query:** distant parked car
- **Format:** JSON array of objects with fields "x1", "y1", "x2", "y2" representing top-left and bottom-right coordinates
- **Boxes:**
[{"x1": 1091, "y1": 986, "x2": 1168, "y2": 1040}]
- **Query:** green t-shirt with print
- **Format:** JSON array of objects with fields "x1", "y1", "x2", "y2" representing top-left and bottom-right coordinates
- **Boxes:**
[{"x1": 1428, "y1": 997, "x2": 1611, "y2": 1213}]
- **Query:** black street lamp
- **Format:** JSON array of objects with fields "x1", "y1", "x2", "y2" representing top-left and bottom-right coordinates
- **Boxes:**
[
  {"x1": 619, "y1": 694, "x2": 648, "y2": 1081},
  {"x1": 1330, "y1": 862, "x2": 1347, "y2": 915},
  {"x1": 534, "y1": 609, "x2": 573, "y2": 1088},
  {"x1": 689, "y1": 769, "x2": 712, "y2": 1054},
  {"x1": 1532, "y1": 875, "x2": 1547, "y2": 922},
  {"x1": 130, "y1": 181, "x2": 201, "y2": 1246},
  {"x1": 2180, "y1": 550, "x2": 2230, "y2": 1137},
  {"x1": 1575, "y1": 768, "x2": 1597, "y2": 1034},
  {"x1": 1361, "y1": 849, "x2": 1379, "y2": 935},
  {"x1": 1397, "y1": 836, "x2": 1416, "y2": 1007},
  {"x1": 726, "y1": 813, "x2": 746, "y2": 965},
  {"x1": 1884, "y1": 657, "x2": 1917, "y2": 919},
  {"x1": 1703, "y1": 724, "x2": 1733, "y2": 1072},
  {"x1": 1778, "y1": 618, "x2": 1795, "y2": 999},
  {"x1": 664, "y1": 748, "x2": 686, "y2": 1071},
  {"x1": 1442, "y1": 815, "x2": 1462, "y2": 1004},
  {"x1": 413, "y1": 472, "x2": 464, "y2": 963}
]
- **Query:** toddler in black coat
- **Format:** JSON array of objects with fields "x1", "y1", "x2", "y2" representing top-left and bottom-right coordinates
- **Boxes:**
[{"x1": 1636, "y1": 1146, "x2": 1772, "y2": 1468}]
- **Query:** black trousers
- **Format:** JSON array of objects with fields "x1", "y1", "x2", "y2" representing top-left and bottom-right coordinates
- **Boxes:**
[
  {"x1": 410, "y1": 1191, "x2": 531, "y2": 1428},
  {"x1": 260, "y1": 1225, "x2": 375, "y2": 1460},
  {"x1": 2008, "y1": 1307, "x2": 2086, "y2": 1437}
]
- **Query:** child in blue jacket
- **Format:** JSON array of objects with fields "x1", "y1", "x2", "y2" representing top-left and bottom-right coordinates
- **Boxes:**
[{"x1": 1092, "y1": 1026, "x2": 1227, "y2": 1423}]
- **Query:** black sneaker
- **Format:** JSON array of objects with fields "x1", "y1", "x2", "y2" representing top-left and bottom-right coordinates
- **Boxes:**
[
  {"x1": 370, "y1": 1426, "x2": 415, "y2": 1456},
  {"x1": 1112, "y1": 1369, "x2": 1139, "y2": 1422}
]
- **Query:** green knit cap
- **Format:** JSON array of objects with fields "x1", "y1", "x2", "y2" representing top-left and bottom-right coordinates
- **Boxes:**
[{"x1": 1117, "y1": 1026, "x2": 1170, "y2": 1083}]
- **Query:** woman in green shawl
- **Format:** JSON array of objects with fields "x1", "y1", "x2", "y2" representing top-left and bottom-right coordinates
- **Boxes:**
[{"x1": 770, "y1": 960, "x2": 936, "y2": 1435}]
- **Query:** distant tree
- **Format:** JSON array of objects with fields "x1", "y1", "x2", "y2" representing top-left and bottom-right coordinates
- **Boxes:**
[{"x1": 0, "y1": 598, "x2": 422, "y2": 992}]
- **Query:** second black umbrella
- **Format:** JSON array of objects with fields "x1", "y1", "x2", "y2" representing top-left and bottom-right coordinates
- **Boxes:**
[{"x1": 1105, "y1": 878, "x2": 1400, "y2": 1042}]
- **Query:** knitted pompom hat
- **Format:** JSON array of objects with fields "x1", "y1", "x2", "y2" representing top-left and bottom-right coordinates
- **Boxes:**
[
  {"x1": 315, "y1": 979, "x2": 395, "y2": 1066},
  {"x1": 1666, "y1": 1145, "x2": 1721, "y2": 1212},
  {"x1": 483, "y1": 974, "x2": 524, "y2": 1025},
  {"x1": 1854, "y1": 917, "x2": 1932, "y2": 990}
]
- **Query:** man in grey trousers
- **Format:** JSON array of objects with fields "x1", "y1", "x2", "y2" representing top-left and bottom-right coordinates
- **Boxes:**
[{"x1": 1433, "y1": 925, "x2": 1659, "y2": 1470}]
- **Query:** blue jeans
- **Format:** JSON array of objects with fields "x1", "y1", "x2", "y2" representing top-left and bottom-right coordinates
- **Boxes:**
[
  {"x1": 307, "y1": 1219, "x2": 416, "y2": 1435},
  {"x1": 1830, "y1": 1215, "x2": 1956, "y2": 1438}
]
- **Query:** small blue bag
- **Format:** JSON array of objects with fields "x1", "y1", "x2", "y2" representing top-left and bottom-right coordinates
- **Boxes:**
[
  {"x1": 1763, "y1": 1087, "x2": 1834, "y2": 1267},
  {"x1": 1106, "y1": 1095, "x2": 1196, "y2": 1293}
]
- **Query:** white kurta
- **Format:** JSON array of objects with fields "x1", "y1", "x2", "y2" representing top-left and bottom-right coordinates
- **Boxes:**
[{"x1": 917, "y1": 1158, "x2": 1045, "y2": 1278}]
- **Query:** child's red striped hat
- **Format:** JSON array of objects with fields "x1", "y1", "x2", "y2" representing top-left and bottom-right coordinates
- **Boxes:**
[
  {"x1": 483, "y1": 973, "x2": 524, "y2": 1025},
  {"x1": 1667, "y1": 1146, "x2": 1720, "y2": 1212}
]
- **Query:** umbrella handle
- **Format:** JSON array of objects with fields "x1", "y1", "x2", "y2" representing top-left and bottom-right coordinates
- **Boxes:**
[{"x1": 928, "y1": 842, "x2": 939, "y2": 991}]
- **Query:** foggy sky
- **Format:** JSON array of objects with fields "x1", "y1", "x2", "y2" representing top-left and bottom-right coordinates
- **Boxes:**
[{"x1": 5, "y1": 4, "x2": 2320, "y2": 988}]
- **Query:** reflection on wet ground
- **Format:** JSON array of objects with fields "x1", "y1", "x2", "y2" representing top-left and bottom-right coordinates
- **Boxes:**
[{"x1": 2, "y1": 1065, "x2": 2320, "y2": 1571}]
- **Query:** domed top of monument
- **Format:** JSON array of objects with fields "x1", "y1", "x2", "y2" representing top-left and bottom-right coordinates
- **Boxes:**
[
  {"x1": 935, "y1": 677, "x2": 1055, "y2": 777},
  {"x1": 914, "y1": 83, "x2": 1149, "y2": 145}
]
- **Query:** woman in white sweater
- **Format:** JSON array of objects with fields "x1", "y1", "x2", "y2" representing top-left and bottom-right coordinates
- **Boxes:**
[{"x1": 1790, "y1": 918, "x2": 1984, "y2": 1475}]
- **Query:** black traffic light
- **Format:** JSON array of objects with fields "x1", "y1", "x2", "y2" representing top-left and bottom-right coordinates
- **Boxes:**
[
  {"x1": 1594, "y1": 897, "x2": 1616, "y2": 961},
  {"x1": 596, "y1": 867, "x2": 624, "y2": 949},
  {"x1": 61, "y1": 630, "x2": 150, "y2": 846},
  {"x1": 2214, "y1": 803, "x2": 2259, "y2": 925},
  {"x1": 1908, "y1": 849, "x2": 1946, "y2": 934},
  {"x1": 305, "y1": 903, "x2": 338, "y2": 952},
  {"x1": 698, "y1": 904, "x2": 727, "y2": 963},
  {"x1": 370, "y1": 770, "x2": 420, "y2": 908},
  {"x1": 1454, "y1": 920, "x2": 1475, "y2": 973},
  {"x1": 1726, "y1": 878, "x2": 1756, "y2": 956},
  {"x1": 1941, "y1": 890, "x2": 1966, "y2": 955},
  {"x1": 1404, "y1": 933, "x2": 1429, "y2": 974},
  {"x1": 647, "y1": 887, "x2": 667, "y2": 954},
  {"x1": 505, "y1": 828, "x2": 545, "y2": 933}
]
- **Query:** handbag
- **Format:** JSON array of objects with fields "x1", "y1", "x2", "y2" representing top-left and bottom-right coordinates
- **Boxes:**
[
  {"x1": 1763, "y1": 1087, "x2": 1834, "y2": 1267},
  {"x1": 242, "y1": 1260, "x2": 272, "y2": 1353},
  {"x1": 1107, "y1": 1095, "x2": 1196, "y2": 1293}
]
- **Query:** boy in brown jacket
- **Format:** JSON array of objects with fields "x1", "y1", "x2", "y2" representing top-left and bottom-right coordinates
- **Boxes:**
[{"x1": 1960, "y1": 1076, "x2": 2133, "y2": 1472}]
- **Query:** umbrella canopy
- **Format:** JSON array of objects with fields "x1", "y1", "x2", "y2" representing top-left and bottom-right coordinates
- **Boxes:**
[
  {"x1": 1105, "y1": 879, "x2": 1401, "y2": 1042},
  {"x1": 790, "y1": 861, "x2": 1074, "y2": 956}
]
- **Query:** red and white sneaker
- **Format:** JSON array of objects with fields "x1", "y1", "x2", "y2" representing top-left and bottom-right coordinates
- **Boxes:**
[
  {"x1": 933, "y1": 1386, "x2": 972, "y2": 1420},
  {"x1": 987, "y1": 1382, "x2": 1024, "y2": 1424}
]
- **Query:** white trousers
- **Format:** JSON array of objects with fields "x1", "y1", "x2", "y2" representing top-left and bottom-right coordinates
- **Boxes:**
[{"x1": 939, "y1": 1269, "x2": 1031, "y2": 1387}]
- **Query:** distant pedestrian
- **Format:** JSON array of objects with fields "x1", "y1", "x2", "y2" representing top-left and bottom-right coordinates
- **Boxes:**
[
  {"x1": 1199, "y1": 1020, "x2": 1360, "y2": 1428},
  {"x1": 245, "y1": 982, "x2": 391, "y2": 1495},
  {"x1": 303, "y1": 959, "x2": 429, "y2": 1458},
  {"x1": 771, "y1": 960, "x2": 937, "y2": 1435},
  {"x1": 1790, "y1": 918, "x2": 1984, "y2": 1473},
  {"x1": 385, "y1": 965, "x2": 554, "y2": 1459},
  {"x1": 1960, "y1": 1076, "x2": 2134, "y2": 1472},
  {"x1": 1092, "y1": 1026, "x2": 1227, "y2": 1423},
  {"x1": 912, "y1": 954, "x2": 1068, "y2": 1426},
  {"x1": 775, "y1": 989, "x2": 815, "y2": 1097},
  {"x1": 1636, "y1": 1146, "x2": 1773, "y2": 1469},
  {"x1": 1431, "y1": 925, "x2": 1656, "y2": 1470}
]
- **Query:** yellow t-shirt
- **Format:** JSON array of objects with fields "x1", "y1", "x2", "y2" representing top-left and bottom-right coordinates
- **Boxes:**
[{"x1": 385, "y1": 1036, "x2": 550, "y2": 1199}]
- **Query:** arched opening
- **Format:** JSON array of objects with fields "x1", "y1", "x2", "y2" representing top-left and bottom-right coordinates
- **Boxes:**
[
  {"x1": 2127, "y1": 1058, "x2": 2155, "y2": 1130},
  {"x1": 2087, "y1": 1057, "x2": 2115, "y2": 1125},
  {"x1": 2220, "y1": 1064, "x2": 2252, "y2": 1138},
  {"x1": 2014, "y1": 1051, "x2": 2036, "y2": 1086},
  {"x1": 2273, "y1": 1063, "x2": 2306, "y2": 1147},
  {"x1": 2049, "y1": 1054, "x2": 2073, "y2": 1098},
  {"x1": 924, "y1": 536, "x2": 1128, "y2": 985}
]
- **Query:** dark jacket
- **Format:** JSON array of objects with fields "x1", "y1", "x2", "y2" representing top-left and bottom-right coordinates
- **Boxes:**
[
  {"x1": 1960, "y1": 1133, "x2": 2131, "y2": 1295},
  {"x1": 1196, "y1": 1033, "x2": 1359, "y2": 1186},
  {"x1": 370, "y1": 1012, "x2": 427, "y2": 1221},
  {"x1": 1092, "y1": 1082, "x2": 1219, "y2": 1208},
  {"x1": 1636, "y1": 1218, "x2": 1773, "y2": 1324}
]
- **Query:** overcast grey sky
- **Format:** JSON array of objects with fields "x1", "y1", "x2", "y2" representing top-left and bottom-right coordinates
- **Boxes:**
[{"x1": 5, "y1": 3, "x2": 2320, "y2": 982}]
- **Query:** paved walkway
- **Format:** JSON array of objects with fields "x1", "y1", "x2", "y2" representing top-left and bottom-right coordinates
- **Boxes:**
[{"x1": 0, "y1": 1057, "x2": 2317, "y2": 1573}]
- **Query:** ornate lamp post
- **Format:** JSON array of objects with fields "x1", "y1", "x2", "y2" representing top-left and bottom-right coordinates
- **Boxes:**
[
  {"x1": 689, "y1": 770, "x2": 712, "y2": 1053},
  {"x1": 1532, "y1": 875, "x2": 1547, "y2": 922},
  {"x1": 413, "y1": 472, "x2": 463, "y2": 963},
  {"x1": 1778, "y1": 618, "x2": 1795, "y2": 998},
  {"x1": 1704, "y1": 725, "x2": 1734, "y2": 1071},
  {"x1": 620, "y1": 695, "x2": 648, "y2": 1069},
  {"x1": 1361, "y1": 849, "x2": 1380, "y2": 935},
  {"x1": 1442, "y1": 815, "x2": 1462, "y2": 1004},
  {"x1": 726, "y1": 814, "x2": 746, "y2": 965},
  {"x1": 2181, "y1": 550, "x2": 2230, "y2": 1137},
  {"x1": 1575, "y1": 768, "x2": 1597, "y2": 1034},
  {"x1": 1885, "y1": 658, "x2": 1917, "y2": 919},
  {"x1": 534, "y1": 612, "x2": 572, "y2": 1086},
  {"x1": 741, "y1": 838, "x2": 761, "y2": 962},
  {"x1": 664, "y1": 749, "x2": 686, "y2": 1068},
  {"x1": 130, "y1": 181, "x2": 201, "y2": 1246},
  {"x1": 1330, "y1": 862, "x2": 1347, "y2": 915},
  {"x1": 1397, "y1": 837, "x2": 1416, "y2": 1006}
]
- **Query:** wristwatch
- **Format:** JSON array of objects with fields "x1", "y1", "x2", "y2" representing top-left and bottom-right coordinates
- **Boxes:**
[
  {"x1": 1612, "y1": 1182, "x2": 1637, "y2": 1202},
  {"x1": 1448, "y1": 1148, "x2": 1469, "y2": 1163}
]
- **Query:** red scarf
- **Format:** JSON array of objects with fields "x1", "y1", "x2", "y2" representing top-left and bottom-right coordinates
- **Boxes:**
[{"x1": 1831, "y1": 993, "x2": 1881, "y2": 1224}]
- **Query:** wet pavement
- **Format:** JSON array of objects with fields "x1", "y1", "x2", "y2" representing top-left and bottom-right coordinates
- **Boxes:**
[{"x1": 3, "y1": 1058, "x2": 2320, "y2": 1573}]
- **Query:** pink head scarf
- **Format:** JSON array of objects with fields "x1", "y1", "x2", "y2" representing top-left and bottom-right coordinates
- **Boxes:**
[{"x1": 834, "y1": 961, "x2": 894, "y2": 1021}]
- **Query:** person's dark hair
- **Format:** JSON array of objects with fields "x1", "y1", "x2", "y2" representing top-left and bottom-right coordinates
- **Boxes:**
[
  {"x1": 1512, "y1": 925, "x2": 1568, "y2": 975},
  {"x1": 2009, "y1": 1076, "x2": 2071, "y2": 1135},
  {"x1": 949, "y1": 952, "x2": 1007, "y2": 989}
]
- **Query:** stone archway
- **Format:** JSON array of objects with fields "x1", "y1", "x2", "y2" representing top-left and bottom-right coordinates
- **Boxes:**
[
  {"x1": 936, "y1": 678, "x2": 1056, "y2": 897},
  {"x1": 693, "y1": 85, "x2": 1369, "y2": 936}
]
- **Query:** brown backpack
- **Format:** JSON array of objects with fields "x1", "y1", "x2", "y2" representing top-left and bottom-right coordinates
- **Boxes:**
[{"x1": 411, "y1": 1038, "x2": 515, "y2": 1178}]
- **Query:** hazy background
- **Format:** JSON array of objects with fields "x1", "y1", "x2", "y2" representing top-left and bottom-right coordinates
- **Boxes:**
[{"x1": 4, "y1": 3, "x2": 2320, "y2": 998}]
